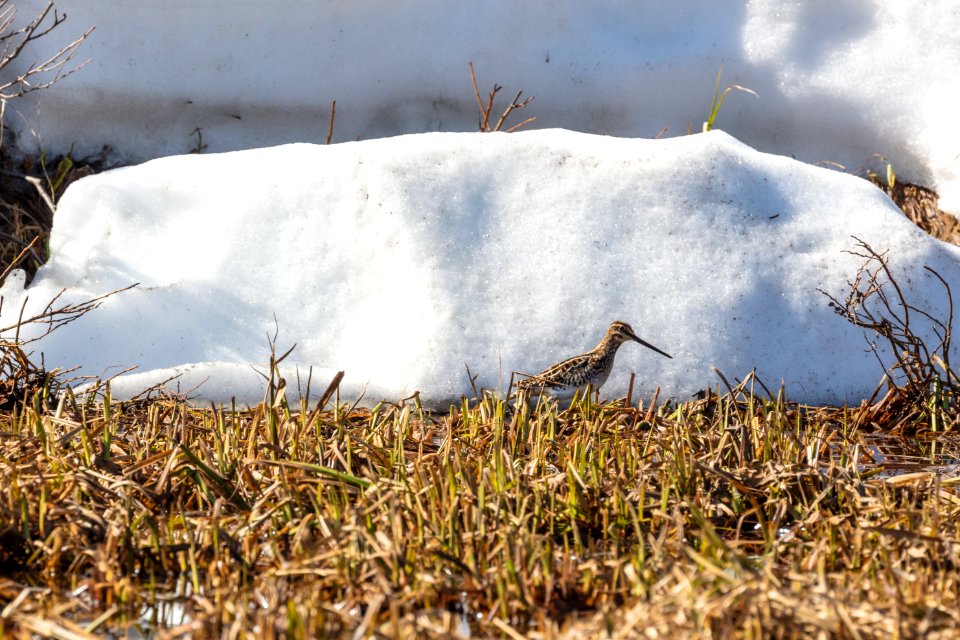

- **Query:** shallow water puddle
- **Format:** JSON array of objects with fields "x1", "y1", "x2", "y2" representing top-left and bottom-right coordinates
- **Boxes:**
[{"x1": 857, "y1": 432, "x2": 960, "y2": 479}]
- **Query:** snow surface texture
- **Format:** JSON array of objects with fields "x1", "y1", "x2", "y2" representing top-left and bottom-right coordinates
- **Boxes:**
[
  {"x1": 2, "y1": 130, "x2": 958, "y2": 407},
  {"x1": 4, "y1": 1, "x2": 959, "y2": 211}
]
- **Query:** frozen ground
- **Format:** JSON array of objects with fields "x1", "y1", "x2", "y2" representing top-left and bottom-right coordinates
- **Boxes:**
[
  {"x1": 4, "y1": 0, "x2": 959, "y2": 211},
  {"x1": 2, "y1": 130, "x2": 958, "y2": 407}
]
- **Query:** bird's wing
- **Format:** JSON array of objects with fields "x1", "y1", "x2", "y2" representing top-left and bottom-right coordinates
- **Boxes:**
[{"x1": 519, "y1": 354, "x2": 592, "y2": 390}]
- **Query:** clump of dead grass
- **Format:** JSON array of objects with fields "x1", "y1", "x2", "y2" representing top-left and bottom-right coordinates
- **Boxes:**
[
  {"x1": 868, "y1": 169, "x2": 960, "y2": 246},
  {"x1": 822, "y1": 238, "x2": 960, "y2": 435}
]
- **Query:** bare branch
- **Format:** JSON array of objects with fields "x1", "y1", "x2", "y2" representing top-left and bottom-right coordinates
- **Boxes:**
[
  {"x1": 0, "y1": 1, "x2": 94, "y2": 102},
  {"x1": 0, "y1": 279, "x2": 136, "y2": 407},
  {"x1": 820, "y1": 237, "x2": 959, "y2": 427},
  {"x1": 469, "y1": 62, "x2": 536, "y2": 133},
  {"x1": 0, "y1": 235, "x2": 39, "y2": 283},
  {"x1": 0, "y1": 283, "x2": 138, "y2": 343}
]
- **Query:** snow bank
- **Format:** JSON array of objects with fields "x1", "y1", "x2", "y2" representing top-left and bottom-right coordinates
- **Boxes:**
[
  {"x1": 4, "y1": 1, "x2": 958, "y2": 211},
  {"x1": 2, "y1": 129, "x2": 958, "y2": 407}
]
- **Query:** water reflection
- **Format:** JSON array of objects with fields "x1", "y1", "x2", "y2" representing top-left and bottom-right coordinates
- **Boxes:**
[{"x1": 857, "y1": 432, "x2": 960, "y2": 479}]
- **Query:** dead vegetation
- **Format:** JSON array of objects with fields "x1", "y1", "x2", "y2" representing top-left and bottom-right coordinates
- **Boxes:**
[
  {"x1": 868, "y1": 172, "x2": 960, "y2": 246},
  {"x1": 0, "y1": 363, "x2": 957, "y2": 638},
  {"x1": 0, "y1": 0, "x2": 95, "y2": 281},
  {"x1": 0, "y1": 0, "x2": 93, "y2": 105},
  {"x1": 822, "y1": 238, "x2": 960, "y2": 434},
  {"x1": 469, "y1": 62, "x2": 537, "y2": 133}
]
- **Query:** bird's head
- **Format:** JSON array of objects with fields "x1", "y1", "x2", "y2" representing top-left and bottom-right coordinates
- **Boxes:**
[{"x1": 607, "y1": 321, "x2": 672, "y2": 359}]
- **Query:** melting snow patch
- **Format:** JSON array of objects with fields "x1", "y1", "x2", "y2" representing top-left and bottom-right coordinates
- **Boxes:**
[{"x1": 2, "y1": 129, "x2": 958, "y2": 407}]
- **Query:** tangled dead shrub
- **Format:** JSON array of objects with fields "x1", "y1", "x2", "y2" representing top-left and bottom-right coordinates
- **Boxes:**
[{"x1": 821, "y1": 237, "x2": 959, "y2": 432}]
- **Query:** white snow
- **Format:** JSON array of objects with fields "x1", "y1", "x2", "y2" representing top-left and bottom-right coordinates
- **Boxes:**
[
  {"x1": 2, "y1": 2, "x2": 958, "y2": 407},
  {"x1": 3, "y1": 1, "x2": 959, "y2": 211},
  {"x1": 2, "y1": 129, "x2": 959, "y2": 408}
]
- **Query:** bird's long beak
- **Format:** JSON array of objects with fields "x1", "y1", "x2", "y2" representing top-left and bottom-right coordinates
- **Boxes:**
[{"x1": 626, "y1": 328, "x2": 672, "y2": 359}]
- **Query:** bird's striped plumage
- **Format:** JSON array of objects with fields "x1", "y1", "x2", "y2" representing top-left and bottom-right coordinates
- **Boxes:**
[{"x1": 516, "y1": 321, "x2": 671, "y2": 399}]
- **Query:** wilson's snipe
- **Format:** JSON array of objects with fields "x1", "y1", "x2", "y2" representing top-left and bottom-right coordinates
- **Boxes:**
[{"x1": 515, "y1": 321, "x2": 671, "y2": 399}]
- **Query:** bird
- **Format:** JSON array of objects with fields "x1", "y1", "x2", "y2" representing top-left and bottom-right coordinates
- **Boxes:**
[{"x1": 515, "y1": 321, "x2": 671, "y2": 400}]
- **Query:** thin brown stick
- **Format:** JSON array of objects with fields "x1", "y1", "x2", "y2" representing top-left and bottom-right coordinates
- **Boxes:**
[
  {"x1": 468, "y1": 62, "x2": 485, "y2": 117},
  {"x1": 505, "y1": 116, "x2": 538, "y2": 133},
  {"x1": 325, "y1": 99, "x2": 336, "y2": 145},
  {"x1": 0, "y1": 283, "x2": 139, "y2": 341},
  {"x1": 494, "y1": 90, "x2": 533, "y2": 132},
  {"x1": 0, "y1": 235, "x2": 40, "y2": 283},
  {"x1": 643, "y1": 386, "x2": 661, "y2": 424}
]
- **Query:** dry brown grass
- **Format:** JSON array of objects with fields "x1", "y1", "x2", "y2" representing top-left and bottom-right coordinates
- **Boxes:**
[
  {"x1": 0, "y1": 369, "x2": 957, "y2": 638},
  {"x1": 869, "y1": 174, "x2": 960, "y2": 247}
]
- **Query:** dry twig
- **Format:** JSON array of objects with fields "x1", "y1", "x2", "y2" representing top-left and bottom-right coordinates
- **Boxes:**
[
  {"x1": 0, "y1": 1, "x2": 94, "y2": 102},
  {"x1": 468, "y1": 62, "x2": 537, "y2": 133},
  {"x1": 820, "y1": 237, "x2": 958, "y2": 430}
]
